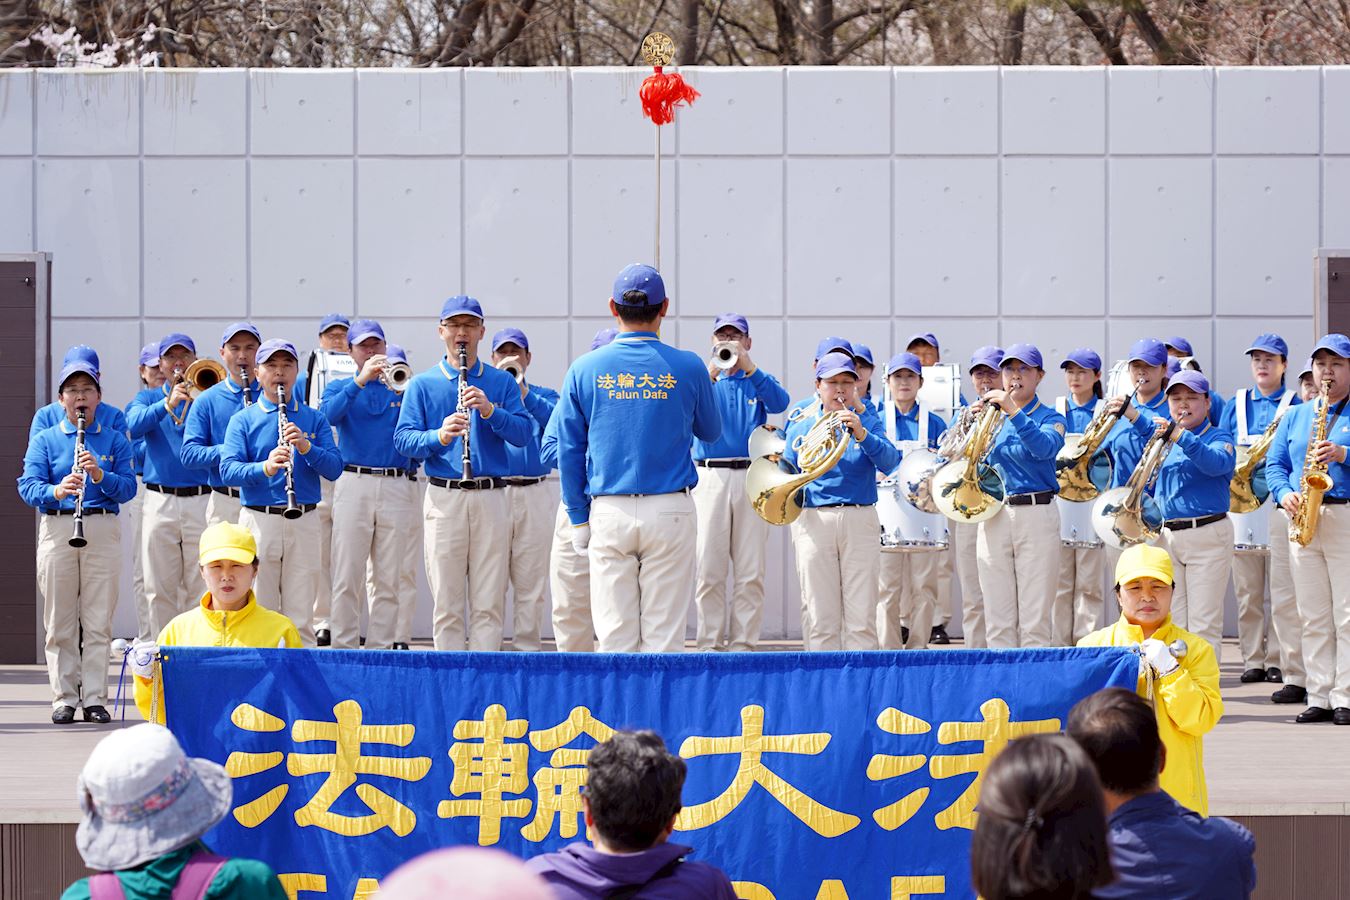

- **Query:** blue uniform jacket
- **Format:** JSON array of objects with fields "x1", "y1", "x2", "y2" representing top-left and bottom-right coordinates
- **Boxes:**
[
  {"x1": 1105, "y1": 392, "x2": 1170, "y2": 489},
  {"x1": 181, "y1": 378, "x2": 259, "y2": 487},
  {"x1": 783, "y1": 402, "x2": 898, "y2": 507},
  {"x1": 220, "y1": 393, "x2": 343, "y2": 507},
  {"x1": 694, "y1": 369, "x2": 790, "y2": 460},
  {"x1": 31, "y1": 401, "x2": 126, "y2": 439},
  {"x1": 1151, "y1": 421, "x2": 1236, "y2": 519},
  {"x1": 502, "y1": 384, "x2": 559, "y2": 477},
  {"x1": 392, "y1": 357, "x2": 532, "y2": 480},
  {"x1": 126, "y1": 386, "x2": 207, "y2": 488},
  {"x1": 556, "y1": 331, "x2": 721, "y2": 525},
  {"x1": 1059, "y1": 396, "x2": 1101, "y2": 434},
  {"x1": 1219, "y1": 384, "x2": 1299, "y2": 443},
  {"x1": 19, "y1": 418, "x2": 137, "y2": 512},
  {"x1": 1267, "y1": 396, "x2": 1350, "y2": 503},
  {"x1": 987, "y1": 397, "x2": 1066, "y2": 495},
  {"x1": 320, "y1": 377, "x2": 411, "y2": 471}
]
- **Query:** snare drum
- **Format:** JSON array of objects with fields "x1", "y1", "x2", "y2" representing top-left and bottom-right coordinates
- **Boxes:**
[
  {"x1": 1057, "y1": 496, "x2": 1103, "y2": 550},
  {"x1": 1230, "y1": 503, "x2": 1271, "y2": 554},
  {"x1": 878, "y1": 479, "x2": 949, "y2": 552}
]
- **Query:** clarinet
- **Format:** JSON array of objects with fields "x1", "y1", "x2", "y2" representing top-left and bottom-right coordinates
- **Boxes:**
[
  {"x1": 276, "y1": 384, "x2": 303, "y2": 519},
  {"x1": 68, "y1": 409, "x2": 88, "y2": 548},
  {"x1": 240, "y1": 365, "x2": 252, "y2": 407},
  {"x1": 457, "y1": 343, "x2": 476, "y2": 487}
]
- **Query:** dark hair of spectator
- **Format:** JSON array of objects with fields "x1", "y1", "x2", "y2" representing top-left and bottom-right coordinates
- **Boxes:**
[
  {"x1": 1066, "y1": 688, "x2": 1163, "y2": 796},
  {"x1": 585, "y1": 730, "x2": 687, "y2": 853}
]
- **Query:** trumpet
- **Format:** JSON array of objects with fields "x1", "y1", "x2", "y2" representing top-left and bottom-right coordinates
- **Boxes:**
[
  {"x1": 69, "y1": 409, "x2": 88, "y2": 549},
  {"x1": 381, "y1": 360, "x2": 413, "y2": 393},
  {"x1": 931, "y1": 401, "x2": 1006, "y2": 524},
  {"x1": 275, "y1": 384, "x2": 302, "y2": 520},
  {"x1": 1091, "y1": 420, "x2": 1174, "y2": 549},
  {"x1": 710, "y1": 341, "x2": 739, "y2": 371},
  {"x1": 1290, "y1": 379, "x2": 1334, "y2": 546},
  {"x1": 745, "y1": 395, "x2": 853, "y2": 525},
  {"x1": 499, "y1": 359, "x2": 524, "y2": 384}
]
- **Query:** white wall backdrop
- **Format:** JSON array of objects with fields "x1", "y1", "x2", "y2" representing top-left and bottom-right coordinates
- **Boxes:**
[{"x1": 2, "y1": 64, "x2": 1345, "y2": 640}]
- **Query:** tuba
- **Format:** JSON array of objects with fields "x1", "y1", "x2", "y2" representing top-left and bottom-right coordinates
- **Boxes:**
[
  {"x1": 930, "y1": 401, "x2": 1006, "y2": 524},
  {"x1": 1091, "y1": 421, "x2": 1175, "y2": 549},
  {"x1": 1056, "y1": 383, "x2": 1139, "y2": 503},
  {"x1": 1290, "y1": 379, "x2": 1334, "y2": 546},
  {"x1": 1229, "y1": 412, "x2": 1286, "y2": 514},
  {"x1": 746, "y1": 399, "x2": 853, "y2": 526}
]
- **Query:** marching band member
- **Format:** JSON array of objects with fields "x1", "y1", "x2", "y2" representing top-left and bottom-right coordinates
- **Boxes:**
[
  {"x1": 786, "y1": 352, "x2": 898, "y2": 651},
  {"x1": 31, "y1": 346, "x2": 127, "y2": 438},
  {"x1": 852, "y1": 344, "x2": 877, "y2": 414},
  {"x1": 1054, "y1": 348, "x2": 1106, "y2": 645},
  {"x1": 954, "y1": 346, "x2": 1003, "y2": 648},
  {"x1": 181, "y1": 323, "x2": 262, "y2": 528},
  {"x1": 127, "y1": 334, "x2": 212, "y2": 636},
  {"x1": 321, "y1": 320, "x2": 418, "y2": 650},
  {"x1": 1297, "y1": 358, "x2": 1318, "y2": 402},
  {"x1": 877, "y1": 352, "x2": 946, "y2": 650},
  {"x1": 20, "y1": 358, "x2": 136, "y2": 724},
  {"x1": 1267, "y1": 334, "x2": 1350, "y2": 724},
  {"x1": 385, "y1": 343, "x2": 419, "y2": 651},
  {"x1": 693, "y1": 313, "x2": 790, "y2": 652},
  {"x1": 127, "y1": 343, "x2": 163, "y2": 641},
  {"x1": 788, "y1": 337, "x2": 854, "y2": 416},
  {"x1": 904, "y1": 331, "x2": 954, "y2": 644},
  {"x1": 490, "y1": 327, "x2": 558, "y2": 652},
  {"x1": 1165, "y1": 337, "x2": 1226, "y2": 425},
  {"x1": 546, "y1": 328, "x2": 616, "y2": 652},
  {"x1": 1221, "y1": 333, "x2": 1303, "y2": 691},
  {"x1": 977, "y1": 343, "x2": 1066, "y2": 649},
  {"x1": 555, "y1": 265, "x2": 720, "y2": 653},
  {"x1": 393, "y1": 296, "x2": 532, "y2": 652},
  {"x1": 1121, "y1": 370, "x2": 1236, "y2": 661},
  {"x1": 905, "y1": 333, "x2": 940, "y2": 370},
  {"x1": 221, "y1": 339, "x2": 343, "y2": 646}
]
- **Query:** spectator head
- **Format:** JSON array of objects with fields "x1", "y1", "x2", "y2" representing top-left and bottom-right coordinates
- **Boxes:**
[
  {"x1": 378, "y1": 848, "x2": 553, "y2": 900},
  {"x1": 1067, "y1": 688, "x2": 1165, "y2": 803},
  {"x1": 970, "y1": 733, "x2": 1113, "y2": 900},
  {"x1": 584, "y1": 730, "x2": 686, "y2": 853}
]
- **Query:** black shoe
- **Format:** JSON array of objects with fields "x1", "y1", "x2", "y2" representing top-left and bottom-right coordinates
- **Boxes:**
[
  {"x1": 1271, "y1": 684, "x2": 1307, "y2": 704},
  {"x1": 900, "y1": 627, "x2": 910, "y2": 646},
  {"x1": 52, "y1": 705, "x2": 76, "y2": 725},
  {"x1": 392, "y1": 642, "x2": 410, "y2": 651},
  {"x1": 1296, "y1": 706, "x2": 1333, "y2": 723},
  {"x1": 1266, "y1": 667, "x2": 1284, "y2": 683},
  {"x1": 1335, "y1": 708, "x2": 1350, "y2": 726},
  {"x1": 931, "y1": 625, "x2": 951, "y2": 645},
  {"x1": 1240, "y1": 668, "x2": 1268, "y2": 683},
  {"x1": 83, "y1": 705, "x2": 111, "y2": 724},
  {"x1": 315, "y1": 629, "x2": 331, "y2": 647}
]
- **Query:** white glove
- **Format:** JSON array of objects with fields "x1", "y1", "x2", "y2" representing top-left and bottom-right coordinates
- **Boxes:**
[
  {"x1": 571, "y1": 524, "x2": 591, "y2": 555},
  {"x1": 130, "y1": 640, "x2": 159, "y2": 678},
  {"x1": 1140, "y1": 638, "x2": 1180, "y2": 676}
]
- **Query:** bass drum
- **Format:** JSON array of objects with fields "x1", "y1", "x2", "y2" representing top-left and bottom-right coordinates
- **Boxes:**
[
  {"x1": 1230, "y1": 503, "x2": 1271, "y2": 554},
  {"x1": 1058, "y1": 496, "x2": 1103, "y2": 550},
  {"x1": 878, "y1": 478, "x2": 949, "y2": 552}
]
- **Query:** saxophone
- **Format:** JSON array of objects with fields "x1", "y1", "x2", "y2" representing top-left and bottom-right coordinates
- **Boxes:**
[
  {"x1": 1290, "y1": 379, "x2": 1334, "y2": 546},
  {"x1": 1229, "y1": 412, "x2": 1285, "y2": 514}
]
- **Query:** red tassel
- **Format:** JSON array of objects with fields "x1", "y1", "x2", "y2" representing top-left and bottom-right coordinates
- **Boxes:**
[{"x1": 640, "y1": 66, "x2": 699, "y2": 127}]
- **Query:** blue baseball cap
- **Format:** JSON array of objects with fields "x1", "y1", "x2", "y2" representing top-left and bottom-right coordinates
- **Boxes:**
[
  {"x1": 1164, "y1": 336, "x2": 1193, "y2": 355},
  {"x1": 58, "y1": 360, "x2": 100, "y2": 391},
  {"x1": 491, "y1": 327, "x2": 529, "y2": 352},
  {"x1": 63, "y1": 345, "x2": 100, "y2": 372},
  {"x1": 159, "y1": 333, "x2": 195, "y2": 357},
  {"x1": 969, "y1": 346, "x2": 1003, "y2": 372},
  {"x1": 1166, "y1": 369, "x2": 1210, "y2": 396},
  {"x1": 590, "y1": 328, "x2": 617, "y2": 350},
  {"x1": 1245, "y1": 333, "x2": 1288, "y2": 357},
  {"x1": 440, "y1": 295, "x2": 484, "y2": 321},
  {"x1": 220, "y1": 321, "x2": 261, "y2": 347},
  {"x1": 1313, "y1": 333, "x2": 1350, "y2": 359},
  {"x1": 1166, "y1": 357, "x2": 1182, "y2": 378},
  {"x1": 1001, "y1": 343, "x2": 1043, "y2": 369},
  {"x1": 713, "y1": 313, "x2": 749, "y2": 335},
  {"x1": 815, "y1": 352, "x2": 857, "y2": 381},
  {"x1": 1061, "y1": 348, "x2": 1102, "y2": 372},
  {"x1": 906, "y1": 332, "x2": 939, "y2": 351},
  {"x1": 612, "y1": 264, "x2": 666, "y2": 307},
  {"x1": 138, "y1": 343, "x2": 160, "y2": 367},
  {"x1": 256, "y1": 339, "x2": 299, "y2": 364},
  {"x1": 852, "y1": 344, "x2": 874, "y2": 366},
  {"x1": 386, "y1": 343, "x2": 408, "y2": 364},
  {"x1": 815, "y1": 336, "x2": 854, "y2": 359},
  {"x1": 348, "y1": 319, "x2": 386, "y2": 346},
  {"x1": 319, "y1": 313, "x2": 350, "y2": 335},
  {"x1": 886, "y1": 352, "x2": 923, "y2": 376},
  {"x1": 1299, "y1": 357, "x2": 1314, "y2": 378},
  {"x1": 1127, "y1": 338, "x2": 1168, "y2": 367}
]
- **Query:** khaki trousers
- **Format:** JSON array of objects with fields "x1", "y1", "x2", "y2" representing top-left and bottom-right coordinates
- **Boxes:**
[
  {"x1": 141, "y1": 489, "x2": 208, "y2": 637},
  {"x1": 952, "y1": 521, "x2": 985, "y2": 647},
  {"x1": 397, "y1": 480, "x2": 424, "y2": 644},
  {"x1": 1232, "y1": 508, "x2": 1305, "y2": 685},
  {"x1": 1054, "y1": 545, "x2": 1103, "y2": 646},
  {"x1": 934, "y1": 547, "x2": 953, "y2": 629},
  {"x1": 39, "y1": 514, "x2": 120, "y2": 709},
  {"x1": 205, "y1": 490, "x2": 241, "y2": 528},
  {"x1": 878, "y1": 549, "x2": 939, "y2": 650},
  {"x1": 424, "y1": 485, "x2": 510, "y2": 651},
  {"x1": 794, "y1": 505, "x2": 880, "y2": 651},
  {"x1": 311, "y1": 479, "x2": 335, "y2": 633},
  {"x1": 978, "y1": 503, "x2": 1060, "y2": 649},
  {"x1": 1158, "y1": 518, "x2": 1234, "y2": 661},
  {"x1": 330, "y1": 473, "x2": 419, "y2": 650},
  {"x1": 503, "y1": 482, "x2": 555, "y2": 651},
  {"x1": 693, "y1": 466, "x2": 769, "y2": 651},
  {"x1": 124, "y1": 482, "x2": 152, "y2": 641},
  {"x1": 1289, "y1": 504, "x2": 1350, "y2": 709},
  {"x1": 239, "y1": 507, "x2": 322, "y2": 648},
  {"x1": 589, "y1": 492, "x2": 696, "y2": 653},
  {"x1": 550, "y1": 502, "x2": 593, "y2": 652}
]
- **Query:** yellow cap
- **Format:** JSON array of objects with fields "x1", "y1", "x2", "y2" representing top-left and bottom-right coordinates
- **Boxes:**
[
  {"x1": 1114, "y1": 544, "x2": 1174, "y2": 587},
  {"x1": 199, "y1": 522, "x2": 257, "y2": 566}
]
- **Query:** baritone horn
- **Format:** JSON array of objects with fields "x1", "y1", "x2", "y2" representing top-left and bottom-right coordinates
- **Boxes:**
[
  {"x1": 931, "y1": 401, "x2": 1006, "y2": 524},
  {"x1": 1091, "y1": 420, "x2": 1175, "y2": 549},
  {"x1": 711, "y1": 341, "x2": 739, "y2": 370}
]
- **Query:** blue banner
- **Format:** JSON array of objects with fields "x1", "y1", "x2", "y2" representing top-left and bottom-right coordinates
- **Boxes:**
[{"x1": 163, "y1": 647, "x2": 1137, "y2": 900}]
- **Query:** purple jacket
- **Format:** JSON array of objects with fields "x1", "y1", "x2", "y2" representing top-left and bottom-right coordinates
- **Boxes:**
[{"x1": 526, "y1": 842, "x2": 737, "y2": 899}]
